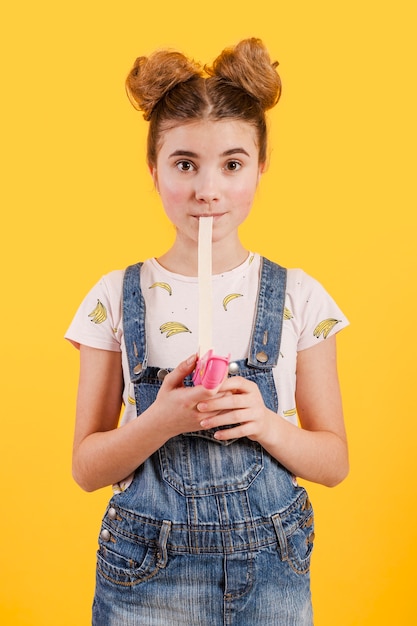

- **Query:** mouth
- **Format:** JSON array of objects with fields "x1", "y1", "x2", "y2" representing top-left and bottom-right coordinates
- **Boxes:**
[{"x1": 192, "y1": 213, "x2": 225, "y2": 219}]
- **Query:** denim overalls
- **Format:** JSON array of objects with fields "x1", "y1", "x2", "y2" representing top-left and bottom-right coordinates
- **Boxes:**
[{"x1": 93, "y1": 257, "x2": 314, "y2": 626}]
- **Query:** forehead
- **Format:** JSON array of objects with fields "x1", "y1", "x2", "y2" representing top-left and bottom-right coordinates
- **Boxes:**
[{"x1": 157, "y1": 119, "x2": 259, "y2": 156}]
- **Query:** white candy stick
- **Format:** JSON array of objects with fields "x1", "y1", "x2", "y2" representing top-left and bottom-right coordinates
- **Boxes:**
[{"x1": 197, "y1": 216, "x2": 213, "y2": 356}]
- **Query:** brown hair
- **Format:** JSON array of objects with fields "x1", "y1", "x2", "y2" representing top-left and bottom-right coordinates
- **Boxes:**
[{"x1": 125, "y1": 38, "x2": 281, "y2": 167}]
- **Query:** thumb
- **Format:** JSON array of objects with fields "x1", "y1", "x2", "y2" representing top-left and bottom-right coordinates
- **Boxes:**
[{"x1": 162, "y1": 354, "x2": 197, "y2": 389}]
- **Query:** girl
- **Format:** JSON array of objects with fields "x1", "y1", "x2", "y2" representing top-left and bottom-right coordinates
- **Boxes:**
[{"x1": 66, "y1": 38, "x2": 349, "y2": 625}]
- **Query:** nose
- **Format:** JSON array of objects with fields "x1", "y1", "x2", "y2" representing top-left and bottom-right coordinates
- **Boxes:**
[{"x1": 195, "y1": 171, "x2": 220, "y2": 205}]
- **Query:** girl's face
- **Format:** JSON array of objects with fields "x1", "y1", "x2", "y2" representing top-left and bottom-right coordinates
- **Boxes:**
[{"x1": 150, "y1": 120, "x2": 264, "y2": 249}]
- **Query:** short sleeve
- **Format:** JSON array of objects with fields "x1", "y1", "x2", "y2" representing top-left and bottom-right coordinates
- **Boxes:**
[
  {"x1": 65, "y1": 270, "x2": 125, "y2": 352},
  {"x1": 285, "y1": 269, "x2": 349, "y2": 352}
]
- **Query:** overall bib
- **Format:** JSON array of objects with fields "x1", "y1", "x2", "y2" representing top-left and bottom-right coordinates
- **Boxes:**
[{"x1": 93, "y1": 257, "x2": 314, "y2": 626}]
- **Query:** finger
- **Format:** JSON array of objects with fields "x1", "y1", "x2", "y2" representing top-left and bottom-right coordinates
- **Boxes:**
[
  {"x1": 200, "y1": 409, "x2": 246, "y2": 430},
  {"x1": 197, "y1": 392, "x2": 246, "y2": 414},
  {"x1": 162, "y1": 354, "x2": 197, "y2": 389},
  {"x1": 219, "y1": 376, "x2": 249, "y2": 393},
  {"x1": 213, "y1": 423, "x2": 249, "y2": 441}
]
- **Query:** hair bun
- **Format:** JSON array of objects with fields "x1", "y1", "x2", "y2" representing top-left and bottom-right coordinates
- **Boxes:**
[
  {"x1": 126, "y1": 51, "x2": 202, "y2": 119},
  {"x1": 206, "y1": 38, "x2": 281, "y2": 110}
]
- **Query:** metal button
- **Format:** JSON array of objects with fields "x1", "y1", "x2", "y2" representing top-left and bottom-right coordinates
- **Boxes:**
[
  {"x1": 256, "y1": 351, "x2": 269, "y2": 363},
  {"x1": 228, "y1": 362, "x2": 239, "y2": 375},
  {"x1": 133, "y1": 363, "x2": 143, "y2": 375},
  {"x1": 157, "y1": 368, "x2": 169, "y2": 381},
  {"x1": 100, "y1": 529, "x2": 111, "y2": 542},
  {"x1": 108, "y1": 507, "x2": 117, "y2": 520}
]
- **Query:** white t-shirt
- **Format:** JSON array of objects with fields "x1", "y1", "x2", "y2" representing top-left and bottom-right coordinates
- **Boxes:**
[{"x1": 66, "y1": 253, "x2": 349, "y2": 431}]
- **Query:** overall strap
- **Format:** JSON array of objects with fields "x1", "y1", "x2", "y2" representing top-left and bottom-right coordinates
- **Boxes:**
[
  {"x1": 247, "y1": 257, "x2": 287, "y2": 369},
  {"x1": 123, "y1": 262, "x2": 146, "y2": 383}
]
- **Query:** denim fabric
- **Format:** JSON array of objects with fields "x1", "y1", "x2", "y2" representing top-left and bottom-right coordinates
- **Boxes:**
[{"x1": 93, "y1": 258, "x2": 314, "y2": 625}]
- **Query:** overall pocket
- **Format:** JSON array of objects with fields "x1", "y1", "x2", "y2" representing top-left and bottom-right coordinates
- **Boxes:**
[
  {"x1": 159, "y1": 435, "x2": 264, "y2": 496},
  {"x1": 96, "y1": 541, "x2": 161, "y2": 587},
  {"x1": 96, "y1": 510, "x2": 171, "y2": 587},
  {"x1": 273, "y1": 492, "x2": 315, "y2": 575}
]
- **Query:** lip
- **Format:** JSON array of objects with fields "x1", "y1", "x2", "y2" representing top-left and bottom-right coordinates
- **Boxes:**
[{"x1": 192, "y1": 213, "x2": 225, "y2": 219}]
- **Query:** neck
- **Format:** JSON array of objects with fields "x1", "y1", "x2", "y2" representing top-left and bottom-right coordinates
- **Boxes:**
[{"x1": 157, "y1": 237, "x2": 248, "y2": 276}]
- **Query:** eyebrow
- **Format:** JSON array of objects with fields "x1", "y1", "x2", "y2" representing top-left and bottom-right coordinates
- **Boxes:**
[{"x1": 168, "y1": 148, "x2": 251, "y2": 158}]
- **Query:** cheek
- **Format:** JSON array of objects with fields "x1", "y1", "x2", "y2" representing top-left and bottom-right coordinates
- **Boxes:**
[
  {"x1": 235, "y1": 182, "x2": 258, "y2": 209},
  {"x1": 159, "y1": 184, "x2": 188, "y2": 208}
]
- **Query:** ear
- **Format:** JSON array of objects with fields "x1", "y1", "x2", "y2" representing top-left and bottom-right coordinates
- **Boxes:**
[
  {"x1": 149, "y1": 165, "x2": 159, "y2": 192},
  {"x1": 257, "y1": 162, "x2": 266, "y2": 182}
]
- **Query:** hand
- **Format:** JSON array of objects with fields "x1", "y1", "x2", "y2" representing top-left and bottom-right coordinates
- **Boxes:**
[
  {"x1": 153, "y1": 354, "x2": 225, "y2": 439},
  {"x1": 197, "y1": 376, "x2": 276, "y2": 444}
]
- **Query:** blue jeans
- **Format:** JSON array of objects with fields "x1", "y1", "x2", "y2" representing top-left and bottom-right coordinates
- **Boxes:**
[{"x1": 93, "y1": 258, "x2": 314, "y2": 625}]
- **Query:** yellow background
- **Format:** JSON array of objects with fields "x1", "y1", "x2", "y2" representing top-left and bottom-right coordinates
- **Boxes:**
[{"x1": 1, "y1": 1, "x2": 416, "y2": 624}]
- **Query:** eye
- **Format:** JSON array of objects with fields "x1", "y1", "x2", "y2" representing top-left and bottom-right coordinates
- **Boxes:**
[
  {"x1": 176, "y1": 160, "x2": 195, "y2": 172},
  {"x1": 224, "y1": 160, "x2": 242, "y2": 172}
]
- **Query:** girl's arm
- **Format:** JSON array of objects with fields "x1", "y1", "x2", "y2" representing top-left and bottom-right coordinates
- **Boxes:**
[
  {"x1": 198, "y1": 336, "x2": 349, "y2": 487},
  {"x1": 72, "y1": 346, "x2": 222, "y2": 492}
]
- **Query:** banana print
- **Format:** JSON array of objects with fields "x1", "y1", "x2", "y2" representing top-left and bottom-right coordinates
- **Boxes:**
[
  {"x1": 313, "y1": 318, "x2": 341, "y2": 339},
  {"x1": 283, "y1": 408, "x2": 297, "y2": 417},
  {"x1": 88, "y1": 299, "x2": 107, "y2": 324},
  {"x1": 284, "y1": 307, "x2": 293, "y2": 320},
  {"x1": 127, "y1": 395, "x2": 136, "y2": 405},
  {"x1": 160, "y1": 321, "x2": 192, "y2": 338},
  {"x1": 223, "y1": 293, "x2": 243, "y2": 311},
  {"x1": 149, "y1": 282, "x2": 172, "y2": 296},
  {"x1": 112, "y1": 480, "x2": 130, "y2": 494}
]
